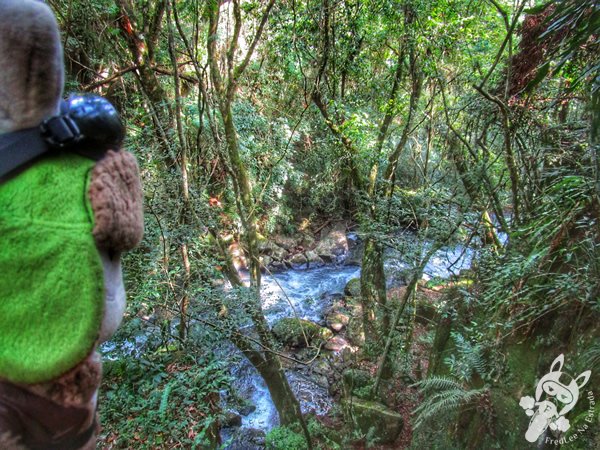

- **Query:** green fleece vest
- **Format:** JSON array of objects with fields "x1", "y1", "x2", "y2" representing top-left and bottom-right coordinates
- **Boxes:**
[{"x1": 0, "y1": 152, "x2": 104, "y2": 384}]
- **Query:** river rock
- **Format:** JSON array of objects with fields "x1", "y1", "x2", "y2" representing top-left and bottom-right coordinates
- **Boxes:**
[
  {"x1": 329, "y1": 322, "x2": 344, "y2": 332},
  {"x1": 315, "y1": 223, "x2": 348, "y2": 262},
  {"x1": 288, "y1": 253, "x2": 308, "y2": 269},
  {"x1": 301, "y1": 234, "x2": 316, "y2": 249},
  {"x1": 343, "y1": 397, "x2": 404, "y2": 444},
  {"x1": 228, "y1": 428, "x2": 266, "y2": 450},
  {"x1": 345, "y1": 232, "x2": 363, "y2": 265},
  {"x1": 239, "y1": 404, "x2": 257, "y2": 416},
  {"x1": 257, "y1": 240, "x2": 279, "y2": 255},
  {"x1": 324, "y1": 336, "x2": 350, "y2": 351},
  {"x1": 326, "y1": 311, "x2": 350, "y2": 331},
  {"x1": 272, "y1": 318, "x2": 333, "y2": 348},
  {"x1": 222, "y1": 411, "x2": 242, "y2": 428},
  {"x1": 260, "y1": 255, "x2": 272, "y2": 269},
  {"x1": 273, "y1": 234, "x2": 298, "y2": 250},
  {"x1": 270, "y1": 245, "x2": 289, "y2": 261},
  {"x1": 269, "y1": 260, "x2": 287, "y2": 273},
  {"x1": 305, "y1": 250, "x2": 325, "y2": 268},
  {"x1": 344, "y1": 277, "x2": 361, "y2": 297}
]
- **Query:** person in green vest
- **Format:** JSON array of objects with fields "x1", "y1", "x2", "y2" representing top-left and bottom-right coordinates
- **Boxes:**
[{"x1": 0, "y1": 1, "x2": 144, "y2": 448}]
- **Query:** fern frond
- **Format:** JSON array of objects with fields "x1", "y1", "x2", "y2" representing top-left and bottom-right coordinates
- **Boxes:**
[
  {"x1": 413, "y1": 374, "x2": 486, "y2": 429},
  {"x1": 159, "y1": 383, "x2": 173, "y2": 417},
  {"x1": 414, "y1": 388, "x2": 485, "y2": 429},
  {"x1": 412, "y1": 375, "x2": 464, "y2": 392},
  {"x1": 582, "y1": 342, "x2": 600, "y2": 369}
]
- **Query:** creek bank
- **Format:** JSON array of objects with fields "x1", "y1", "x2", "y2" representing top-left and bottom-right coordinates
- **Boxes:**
[
  {"x1": 229, "y1": 222, "x2": 357, "y2": 273},
  {"x1": 264, "y1": 282, "x2": 438, "y2": 445}
]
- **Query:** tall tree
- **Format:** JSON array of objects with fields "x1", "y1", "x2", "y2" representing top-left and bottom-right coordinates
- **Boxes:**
[{"x1": 205, "y1": 0, "x2": 312, "y2": 442}]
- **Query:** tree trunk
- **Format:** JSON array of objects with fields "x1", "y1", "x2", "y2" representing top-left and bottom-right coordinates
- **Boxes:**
[
  {"x1": 166, "y1": 0, "x2": 191, "y2": 341},
  {"x1": 220, "y1": 104, "x2": 262, "y2": 290},
  {"x1": 205, "y1": 2, "x2": 310, "y2": 442},
  {"x1": 258, "y1": 353, "x2": 306, "y2": 427},
  {"x1": 449, "y1": 136, "x2": 502, "y2": 250},
  {"x1": 114, "y1": 0, "x2": 173, "y2": 143},
  {"x1": 360, "y1": 238, "x2": 387, "y2": 343}
]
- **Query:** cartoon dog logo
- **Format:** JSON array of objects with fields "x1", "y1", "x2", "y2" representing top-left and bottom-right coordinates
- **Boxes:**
[{"x1": 519, "y1": 354, "x2": 591, "y2": 443}]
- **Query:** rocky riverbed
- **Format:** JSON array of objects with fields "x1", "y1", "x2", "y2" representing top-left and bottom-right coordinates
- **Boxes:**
[{"x1": 221, "y1": 222, "x2": 474, "y2": 448}]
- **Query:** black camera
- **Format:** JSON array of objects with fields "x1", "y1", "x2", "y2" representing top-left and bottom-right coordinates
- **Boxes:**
[
  {"x1": 41, "y1": 94, "x2": 125, "y2": 152},
  {"x1": 0, "y1": 94, "x2": 124, "y2": 179}
]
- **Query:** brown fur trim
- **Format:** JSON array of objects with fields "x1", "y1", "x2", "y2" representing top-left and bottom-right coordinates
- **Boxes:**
[
  {"x1": 89, "y1": 150, "x2": 144, "y2": 251},
  {"x1": 25, "y1": 352, "x2": 102, "y2": 408}
]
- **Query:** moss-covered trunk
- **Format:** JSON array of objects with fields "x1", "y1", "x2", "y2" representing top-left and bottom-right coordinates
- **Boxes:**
[
  {"x1": 258, "y1": 354, "x2": 306, "y2": 426},
  {"x1": 206, "y1": 2, "x2": 310, "y2": 443},
  {"x1": 220, "y1": 103, "x2": 261, "y2": 289},
  {"x1": 360, "y1": 238, "x2": 387, "y2": 343}
]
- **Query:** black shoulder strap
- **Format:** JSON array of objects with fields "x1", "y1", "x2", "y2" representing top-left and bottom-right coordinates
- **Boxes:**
[
  {"x1": 0, "y1": 113, "x2": 103, "y2": 180},
  {"x1": 0, "y1": 128, "x2": 49, "y2": 179},
  {"x1": 0, "y1": 96, "x2": 121, "y2": 180}
]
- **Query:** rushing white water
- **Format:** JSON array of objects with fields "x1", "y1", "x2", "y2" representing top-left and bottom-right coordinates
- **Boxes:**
[
  {"x1": 230, "y1": 263, "x2": 360, "y2": 436},
  {"x1": 230, "y1": 235, "x2": 476, "y2": 441},
  {"x1": 384, "y1": 242, "x2": 475, "y2": 284},
  {"x1": 259, "y1": 264, "x2": 361, "y2": 324}
]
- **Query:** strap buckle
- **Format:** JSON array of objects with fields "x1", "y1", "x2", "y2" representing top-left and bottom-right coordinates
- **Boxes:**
[{"x1": 40, "y1": 116, "x2": 81, "y2": 148}]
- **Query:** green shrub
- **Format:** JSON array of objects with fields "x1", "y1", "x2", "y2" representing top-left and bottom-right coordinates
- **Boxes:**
[
  {"x1": 98, "y1": 351, "x2": 230, "y2": 449},
  {"x1": 265, "y1": 425, "x2": 308, "y2": 450}
]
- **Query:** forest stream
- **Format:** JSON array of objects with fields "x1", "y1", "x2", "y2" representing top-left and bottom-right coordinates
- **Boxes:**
[{"x1": 223, "y1": 232, "x2": 474, "y2": 448}]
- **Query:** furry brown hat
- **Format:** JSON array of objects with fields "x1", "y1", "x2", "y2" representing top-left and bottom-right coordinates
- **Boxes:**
[{"x1": 0, "y1": 0, "x2": 64, "y2": 132}]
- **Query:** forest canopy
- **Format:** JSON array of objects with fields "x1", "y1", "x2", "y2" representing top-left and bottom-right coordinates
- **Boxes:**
[{"x1": 43, "y1": 0, "x2": 600, "y2": 448}]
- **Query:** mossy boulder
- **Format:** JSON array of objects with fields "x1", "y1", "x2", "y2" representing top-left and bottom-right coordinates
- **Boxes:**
[
  {"x1": 270, "y1": 246, "x2": 289, "y2": 262},
  {"x1": 256, "y1": 236, "x2": 290, "y2": 260},
  {"x1": 504, "y1": 342, "x2": 540, "y2": 394},
  {"x1": 260, "y1": 256, "x2": 273, "y2": 269},
  {"x1": 343, "y1": 397, "x2": 403, "y2": 444},
  {"x1": 388, "y1": 287, "x2": 438, "y2": 325},
  {"x1": 272, "y1": 318, "x2": 333, "y2": 348},
  {"x1": 273, "y1": 234, "x2": 298, "y2": 251},
  {"x1": 457, "y1": 388, "x2": 528, "y2": 450},
  {"x1": 326, "y1": 311, "x2": 350, "y2": 332},
  {"x1": 305, "y1": 250, "x2": 325, "y2": 268},
  {"x1": 344, "y1": 278, "x2": 361, "y2": 298},
  {"x1": 229, "y1": 428, "x2": 266, "y2": 450}
]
